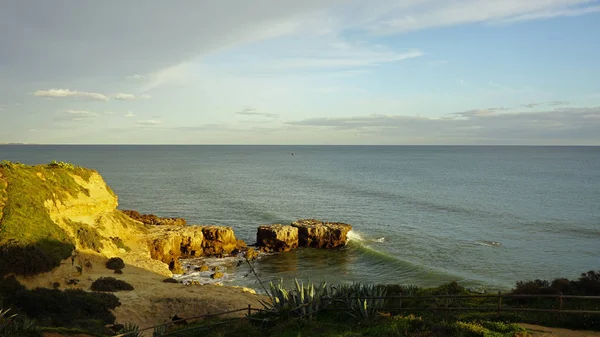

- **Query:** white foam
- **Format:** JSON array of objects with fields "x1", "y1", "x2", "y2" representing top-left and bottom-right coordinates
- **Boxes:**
[
  {"x1": 347, "y1": 230, "x2": 364, "y2": 242},
  {"x1": 373, "y1": 237, "x2": 386, "y2": 243}
]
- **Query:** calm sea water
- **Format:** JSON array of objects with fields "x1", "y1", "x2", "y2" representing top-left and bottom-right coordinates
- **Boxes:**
[{"x1": 1, "y1": 145, "x2": 599, "y2": 290}]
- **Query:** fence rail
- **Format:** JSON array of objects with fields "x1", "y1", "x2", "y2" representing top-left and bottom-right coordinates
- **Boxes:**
[{"x1": 116, "y1": 293, "x2": 600, "y2": 337}]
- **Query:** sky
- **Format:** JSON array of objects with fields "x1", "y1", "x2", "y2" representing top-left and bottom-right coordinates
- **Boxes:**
[{"x1": 1, "y1": 0, "x2": 599, "y2": 145}]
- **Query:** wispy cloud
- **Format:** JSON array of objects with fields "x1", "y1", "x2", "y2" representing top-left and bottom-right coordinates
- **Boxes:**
[
  {"x1": 496, "y1": 4, "x2": 600, "y2": 24},
  {"x1": 236, "y1": 107, "x2": 279, "y2": 118},
  {"x1": 55, "y1": 109, "x2": 98, "y2": 121},
  {"x1": 113, "y1": 93, "x2": 136, "y2": 100},
  {"x1": 548, "y1": 101, "x2": 571, "y2": 106},
  {"x1": 140, "y1": 94, "x2": 152, "y2": 99},
  {"x1": 34, "y1": 89, "x2": 108, "y2": 101},
  {"x1": 286, "y1": 107, "x2": 600, "y2": 143},
  {"x1": 125, "y1": 112, "x2": 137, "y2": 117},
  {"x1": 137, "y1": 119, "x2": 162, "y2": 126},
  {"x1": 523, "y1": 103, "x2": 543, "y2": 108}
]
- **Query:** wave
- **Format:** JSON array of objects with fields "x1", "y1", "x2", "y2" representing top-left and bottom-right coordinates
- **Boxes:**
[{"x1": 474, "y1": 240, "x2": 502, "y2": 247}]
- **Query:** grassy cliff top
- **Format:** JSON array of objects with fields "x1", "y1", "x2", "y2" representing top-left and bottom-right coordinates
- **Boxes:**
[{"x1": 0, "y1": 161, "x2": 99, "y2": 275}]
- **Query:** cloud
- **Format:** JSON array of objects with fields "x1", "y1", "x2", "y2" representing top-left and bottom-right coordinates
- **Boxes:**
[
  {"x1": 286, "y1": 107, "x2": 600, "y2": 143},
  {"x1": 3, "y1": 1, "x2": 598, "y2": 82},
  {"x1": 236, "y1": 107, "x2": 279, "y2": 118},
  {"x1": 125, "y1": 112, "x2": 137, "y2": 117},
  {"x1": 113, "y1": 93, "x2": 136, "y2": 100},
  {"x1": 140, "y1": 94, "x2": 152, "y2": 99},
  {"x1": 548, "y1": 101, "x2": 571, "y2": 106},
  {"x1": 496, "y1": 4, "x2": 600, "y2": 24},
  {"x1": 523, "y1": 103, "x2": 543, "y2": 108},
  {"x1": 55, "y1": 109, "x2": 98, "y2": 121},
  {"x1": 33, "y1": 89, "x2": 109, "y2": 101},
  {"x1": 137, "y1": 120, "x2": 162, "y2": 126}
]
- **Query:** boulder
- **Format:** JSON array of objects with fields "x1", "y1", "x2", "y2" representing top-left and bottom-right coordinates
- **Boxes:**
[
  {"x1": 211, "y1": 272, "x2": 224, "y2": 279},
  {"x1": 198, "y1": 265, "x2": 210, "y2": 272},
  {"x1": 291, "y1": 219, "x2": 352, "y2": 248},
  {"x1": 256, "y1": 224, "x2": 299, "y2": 252},
  {"x1": 201, "y1": 226, "x2": 240, "y2": 256}
]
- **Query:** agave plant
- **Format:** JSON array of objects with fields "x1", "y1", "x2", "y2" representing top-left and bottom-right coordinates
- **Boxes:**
[
  {"x1": 153, "y1": 324, "x2": 168, "y2": 337},
  {"x1": 259, "y1": 279, "x2": 328, "y2": 320},
  {"x1": 0, "y1": 308, "x2": 17, "y2": 334},
  {"x1": 120, "y1": 322, "x2": 142, "y2": 337},
  {"x1": 330, "y1": 283, "x2": 388, "y2": 320}
]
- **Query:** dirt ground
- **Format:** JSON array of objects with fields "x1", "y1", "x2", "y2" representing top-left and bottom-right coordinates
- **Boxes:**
[{"x1": 520, "y1": 323, "x2": 600, "y2": 337}]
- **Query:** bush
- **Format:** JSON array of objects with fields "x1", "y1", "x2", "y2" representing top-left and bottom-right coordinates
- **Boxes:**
[
  {"x1": 105, "y1": 257, "x2": 125, "y2": 270},
  {"x1": 0, "y1": 277, "x2": 120, "y2": 329},
  {"x1": 91, "y1": 277, "x2": 134, "y2": 292},
  {"x1": 0, "y1": 240, "x2": 74, "y2": 276}
]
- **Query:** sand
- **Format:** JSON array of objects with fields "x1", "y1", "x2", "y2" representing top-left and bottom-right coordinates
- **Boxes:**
[{"x1": 16, "y1": 252, "x2": 265, "y2": 336}]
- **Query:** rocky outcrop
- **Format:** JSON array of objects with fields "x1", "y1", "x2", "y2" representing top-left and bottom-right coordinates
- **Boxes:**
[
  {"x1": 146, "y1": 225, "x2": 245, "y2": 273},
  {"x1": 256, "y1": 219, "x2": 352, "y2": 251},
  {"x1": 291, "y1": 219, "x2": 352, "y2": 249},
  {"x1": 201, "y1": 226, "x2": 244, "y2": 256},
  {"x1": 257, "y1": 224, "x2": 299, "y2": 252},
  {"x1": 122, "y1": 209, "x2": 187, "y2": 226}
]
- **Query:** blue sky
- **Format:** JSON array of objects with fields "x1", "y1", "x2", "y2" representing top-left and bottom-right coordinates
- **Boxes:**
[{"x1": 1, "y1": 0, "x2": 599, "y2": 144}]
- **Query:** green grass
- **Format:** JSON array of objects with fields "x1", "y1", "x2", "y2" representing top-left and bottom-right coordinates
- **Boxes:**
[{"x1": 0, "y1": 161, "x2": 98, "y2": 275}]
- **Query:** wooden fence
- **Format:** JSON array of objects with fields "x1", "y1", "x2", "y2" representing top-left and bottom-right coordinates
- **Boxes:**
[{"x1": 115, "y1": 293, "x2": 600, "y2": 337}]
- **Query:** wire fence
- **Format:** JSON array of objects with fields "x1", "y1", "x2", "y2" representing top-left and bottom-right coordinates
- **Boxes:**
[{"x1": 115, "y1": 293, "x2": 600, "y2": 337}]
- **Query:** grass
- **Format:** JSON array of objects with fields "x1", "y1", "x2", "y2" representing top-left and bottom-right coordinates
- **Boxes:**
[{"x1": 0, "y1": 161, "x2": 97, "y2": 275}]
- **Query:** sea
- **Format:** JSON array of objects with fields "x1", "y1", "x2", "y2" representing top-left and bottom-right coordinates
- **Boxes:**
[{"x1": 1, "y1": 145, "x2": 599, "y2": 291}]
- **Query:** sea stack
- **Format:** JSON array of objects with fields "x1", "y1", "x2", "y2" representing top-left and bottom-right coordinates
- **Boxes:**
[{"x1": 256, "y1": 219, "x2": 352, "y2": 252}]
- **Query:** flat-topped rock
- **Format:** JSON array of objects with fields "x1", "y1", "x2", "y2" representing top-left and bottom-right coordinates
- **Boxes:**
[
  {"x1": 257, "y1": 224, "x2": 299, "y2": 252},
  {"x1": 122, "y1": 209, "x2": 187, "y2": 226},
  {"x1": 291, "y1": 219, "x2": 352, "y2": 249}
]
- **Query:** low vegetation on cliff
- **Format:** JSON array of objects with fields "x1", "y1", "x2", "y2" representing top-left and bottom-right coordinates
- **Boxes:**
[{"x1": 0, "y1": 161, "x2": 95, "y2": 275}]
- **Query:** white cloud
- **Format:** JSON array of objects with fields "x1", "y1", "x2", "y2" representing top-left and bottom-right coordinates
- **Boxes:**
[
  {"x1": 236, "y1": 107, "x2": 279, "y2": 118},
  {"x1": 126, "y1": 74, "x2": 144, "y2": 80},
  {"x1": 140, "y1": 94, "x2": 152, "y2": 99},
  {"x1": 497, "y1": 4, "x2": 600, "y2": 24},
  {"x1": 125, "y1": 112, "x2": 137, "y2": 117},
  {"x1": 55, "y1": 109, "x2": 98, "y2": 121},
  {"x1": 113, "y1": 93, "x2": 136, "y2": 100},
  {"x1": 34, "y1": 89, "x2": 109, "y2": 101},
  {"x1": 137, "y1": 119, "x2": 162, "y2": 126}
]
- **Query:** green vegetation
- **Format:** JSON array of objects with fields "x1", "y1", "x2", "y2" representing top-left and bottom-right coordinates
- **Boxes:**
[
  {"x1": 0, "y1": 276, "x2": 120, "y2": 335},
  {"x1": 90, "y1": 277, "x2": 134, "y2": 292},
  {"x1": 65, "y1": 220, "x2": 105, "y2": 252},
  {"x1": 111, "y1": 236, "x2": 131, "y2": 252},
  {"x1": 0, "y1": 308, "x2": 40, "y2": 337},
  {"x1": 0, "y1": 161, "x2": 99, "y2": 275}
]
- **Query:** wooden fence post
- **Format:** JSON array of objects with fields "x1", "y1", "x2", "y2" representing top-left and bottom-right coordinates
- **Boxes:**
[
  {"x1": 558, "y1": 292, "x2": 563, "y2": 322},
  {"x1": 498, "y1": 291, "x2": 502, "y2": 316},
  {"x1": 248, "y1": 304, "x2": 252, "y2": 316}
]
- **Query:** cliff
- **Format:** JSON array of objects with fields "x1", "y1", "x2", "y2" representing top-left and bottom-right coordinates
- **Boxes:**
[{"x1": 0, "y1": 161, "x2": 243, "y2": 277}]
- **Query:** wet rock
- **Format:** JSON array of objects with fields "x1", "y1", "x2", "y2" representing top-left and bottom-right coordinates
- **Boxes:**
[
  {"x1": 198, "y1": 265, "x2": 210, "y2": 272},
  {"x1": 256, "y1": 224, "x2": 299, "y2": 252},
  {"x1": 147, "y1": 226, "x2": 204, "y2": 268},
  {"x1": 245, "y1": 247, "x2": 259, "y2": 260},
  {"x1": 122, "y1": 209, "x2": 187, "y2": 226},
  {"x1": 211, "y1": 272, "x2": 224, "y2": 279},
  {"x1": 291, "y1": 219, "x2": 352, "y2": 248}
]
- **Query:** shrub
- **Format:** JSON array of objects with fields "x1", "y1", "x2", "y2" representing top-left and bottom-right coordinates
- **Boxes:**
[
  {"x1": 114, "y1": 269, "x2": 123, "y2": 275},
  {"x1": 0, "y1": 277, "x2": 120, "y2": 329},
  {"x1": 91, "y1": 277, "x2": 134, "y2": 292},
  {"x1": 0, "y1": 240, "x2": 74, "y2": 276},
  {"x1": 106, "y1": 257, "x2": 125, "y2": 270}
]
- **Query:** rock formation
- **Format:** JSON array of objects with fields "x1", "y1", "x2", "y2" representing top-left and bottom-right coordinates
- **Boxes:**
[
  {"x1": 257, "y1": 224, "x2": 299, "y2": 252},
  {"x1": 256, "y1": 219, "x2": 352, "y2": 251},
  {"x1": 291, "y1": 219, "x2": 352, "y2": 248},
  {"x1": 121, "y1": 209, "x2": 186, "y2": 226}
]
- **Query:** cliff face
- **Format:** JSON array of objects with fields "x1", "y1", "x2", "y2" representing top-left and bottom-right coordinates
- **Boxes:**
[
  {"x1": 0, "y1": 162, "x2": 242, "y2": 278},
  {"x1": 257, "y1": 224, "x2": 299, "y2": 252}
]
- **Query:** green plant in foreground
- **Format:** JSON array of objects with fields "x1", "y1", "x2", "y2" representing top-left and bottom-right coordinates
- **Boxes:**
[
  {"x1": 0, "y1": 308, "x2": 17, "y2": 333},
  {"x1": 259, "y1": 278, "x2": 329, "y2": 320},
  {"x1": 119, "y1": 322, "x2": 142, "y2": 337}
]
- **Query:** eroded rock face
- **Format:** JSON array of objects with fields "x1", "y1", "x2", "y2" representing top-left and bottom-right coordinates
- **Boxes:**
[
  {"x1": 201, "y1": 226, "x2": 240, "y2": 256},
  {"x1": 122, "y1": 209, "x2": 187, "y2": 226},
  {"x1": 147, "y1": 226, "x2": 204, "y2": 272},
  {"x1": 291, "y1": 219, "x2": 352, "y2": 249},
  {"x1": 146, "y1": 225, "x2": 244, "y2": 272},
  {"x1": 257, "y1": 224, "x2": 299, "y2": 252}
]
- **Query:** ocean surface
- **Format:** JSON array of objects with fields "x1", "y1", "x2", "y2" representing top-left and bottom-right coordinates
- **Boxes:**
[{"x1": 1, "y1": 145, "x2": 599, "y2": 291}]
